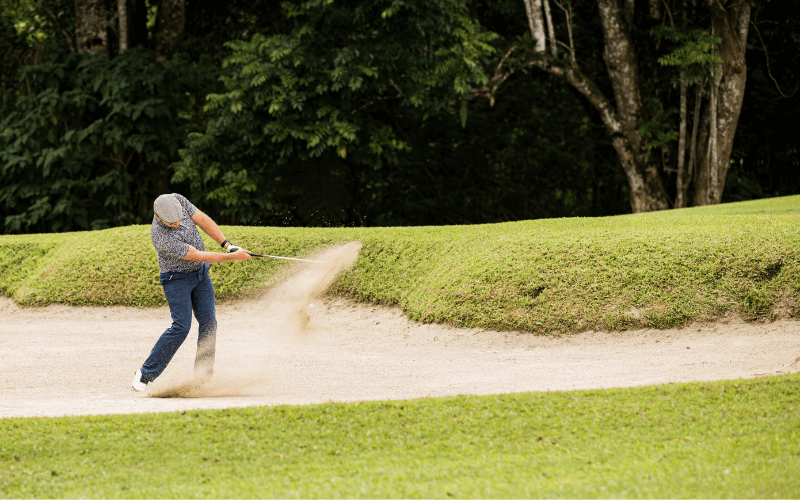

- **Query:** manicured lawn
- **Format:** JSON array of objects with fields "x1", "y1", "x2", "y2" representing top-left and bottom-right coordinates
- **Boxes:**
[{"x1": 2, "y1": 374, "x2": 799, "y2": 498}]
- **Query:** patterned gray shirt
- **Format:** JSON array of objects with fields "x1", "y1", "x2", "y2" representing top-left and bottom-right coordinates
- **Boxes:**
[{"x1": 151, "y1": 194, "x2": 205, "y2": 273}]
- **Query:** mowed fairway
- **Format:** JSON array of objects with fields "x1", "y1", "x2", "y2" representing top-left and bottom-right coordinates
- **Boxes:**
[
  {"x1": 2, "y1": 196, "x2": 800, "y2": 497},
  {"x1": 2, "y1": 377, "x2": 800, "y2": 497}
]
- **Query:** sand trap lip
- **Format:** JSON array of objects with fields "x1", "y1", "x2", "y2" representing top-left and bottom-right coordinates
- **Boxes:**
[{"x1": 1, "y1": 243, "x2": 799, "y2": 419}]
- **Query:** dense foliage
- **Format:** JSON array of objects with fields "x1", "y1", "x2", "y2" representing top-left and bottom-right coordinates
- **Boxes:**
[
  {"x1": 0, "y1": 47, "x2": 218, "y2": 232},
  {"x1": 172, "y1": 0, "x2": 498, "y2": 226},
  {"x1": 173, "y1": 0, "x2": 629, "y2": 226},
  {"x1": 1, "y1": 0, "x2": 799, "y2": 233}
]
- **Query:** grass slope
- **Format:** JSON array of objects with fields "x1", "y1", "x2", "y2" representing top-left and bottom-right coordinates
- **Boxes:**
[
  {"x1": 2, "y1": 195, "x2": 800, "y2": 333},
  {"x1": 2, "y1": 374, "x2": 799, "y2": 498}
]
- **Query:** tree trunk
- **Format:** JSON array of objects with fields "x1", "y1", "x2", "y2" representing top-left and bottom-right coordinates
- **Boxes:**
[
  {"x1": 75, "y1": 0, "x2": 109, "y2": 57},
  {"x1": 542, "y1": 0, "x2": 557, "y2": 57},
  {"x1": 596, "y1": 0, "x2": 669, "y2": 212},
  {"x1": 692, "y1": 0, "x2": 750, "y2": 205},
  {"x1": 523, "y1": 0, "x2": 546, "y2": 53},
  {"x1": 675, "y1": 71, "x2": 687, "y2": 208},
  {"x1": 523, "y1": 0, "x2": 669, "y2": 212},
  {"x1": 154, "y1": 0, "x2": 186, "y2": 62},
  {"x1": 686, "y1": 82, "x2": 703, "y2": 195},
  {"x1": 118, "y1": 0, "x2": 129, "y2": 53}
]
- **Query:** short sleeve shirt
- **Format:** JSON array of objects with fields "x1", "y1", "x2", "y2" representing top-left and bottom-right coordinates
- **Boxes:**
[{"x1": 151, "y1": 194, "x2": 205, "y2": 273}]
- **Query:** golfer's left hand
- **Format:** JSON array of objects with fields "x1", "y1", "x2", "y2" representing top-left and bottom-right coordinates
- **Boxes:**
[
  {"x1": 229, "y1": 249, "x2": 251, "y2": 261},
  {"x1": 227, "y1": 243, "x2": 243, "y2": 253}
]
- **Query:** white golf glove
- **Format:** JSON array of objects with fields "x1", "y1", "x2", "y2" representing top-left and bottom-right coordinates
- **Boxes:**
[{"x1": 227, "y1": 243, "x2": 243, "y2": 253}]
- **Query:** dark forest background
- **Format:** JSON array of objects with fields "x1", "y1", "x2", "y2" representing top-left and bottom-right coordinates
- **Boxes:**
[{"x1": 1, "y1": 0, "x2": 798, "y2": 233}]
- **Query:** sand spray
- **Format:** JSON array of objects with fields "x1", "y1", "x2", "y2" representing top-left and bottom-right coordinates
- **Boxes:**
[{"x1": 147, "y1": 242, "x2": 362, "y2": 398}]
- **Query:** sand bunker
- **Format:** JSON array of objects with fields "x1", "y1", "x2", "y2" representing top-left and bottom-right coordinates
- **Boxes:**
[{"x1": 1, "y1": 241, "x2": 799, "y2": 418}]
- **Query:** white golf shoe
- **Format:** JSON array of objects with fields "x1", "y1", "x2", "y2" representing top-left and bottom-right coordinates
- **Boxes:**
[{"x1": 131, "y1": 369, "x2": 148, "y2": 392}]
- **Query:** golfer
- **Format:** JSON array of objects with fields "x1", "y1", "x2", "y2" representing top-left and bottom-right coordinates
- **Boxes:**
[{"x1": 131, "y1": 193, "x2": 251, "y2": 391}]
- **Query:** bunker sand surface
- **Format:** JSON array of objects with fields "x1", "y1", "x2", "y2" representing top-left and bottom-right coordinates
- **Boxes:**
[{"x1": 1, "y1": 242, "x2": 799, "y2": 418}]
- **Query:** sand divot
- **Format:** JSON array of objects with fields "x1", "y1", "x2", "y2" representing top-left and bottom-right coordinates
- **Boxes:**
[{"x1": 146, "y1": 242, "x2": 362, "y2": 399}]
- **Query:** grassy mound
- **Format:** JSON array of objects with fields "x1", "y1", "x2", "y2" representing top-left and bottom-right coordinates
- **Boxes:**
[
  {"x1": 2, "y1": 374, "x2": 799, "y2": 497},
  {"x1": 2, "y1": 195, "x2": 800, "y2": 333}
]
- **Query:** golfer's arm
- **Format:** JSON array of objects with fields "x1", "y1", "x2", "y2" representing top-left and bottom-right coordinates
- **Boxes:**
[
  {"x1": 191, "y1": 210, "x2": 229, "y2": 249},
  {"x1": 184, "y1": 246, "x2": 241, "y2": 263}
]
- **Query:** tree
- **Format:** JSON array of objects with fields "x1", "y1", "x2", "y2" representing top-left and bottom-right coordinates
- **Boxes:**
[
  {"x1": 74, "y1": 0, "x2": 108, "y2": 56},
  {"x1": 473, "y1": 0, "x2": 751, "y2": 212},
  {"x1": 0, "y1": 47, "x2": 219, "y2": 233},
  {"x1": 3, "y1": 0, "x2": 797, "y2": 232},
  {"x1": 71, "y1": 0, "x2": 183, "y2": 58},
  {"x1": 115, "y1": 0, "x2": 150, "y2": 53},
  {"x1": 694, "y1": 0, "x2": 750, "y2": 206},
  {"x1": 725, "y1": 0, "x2": 800, "y2": 202},
  {"x1": 171, "y1": 0, "x2": 499, "y2": 225},
  {"x1": 0, "y1": 0, "x2": 218, "y2": 234},
  {"x1": 650, "y1": 28, "x2": 712, "y2": 207}
]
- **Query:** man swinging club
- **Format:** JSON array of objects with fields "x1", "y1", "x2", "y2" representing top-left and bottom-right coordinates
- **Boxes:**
[{"x1": 131, "y1": 193, "x2": 251, "y2": 392}]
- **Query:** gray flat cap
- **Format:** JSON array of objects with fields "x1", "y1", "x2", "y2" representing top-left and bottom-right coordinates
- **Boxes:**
[{"x1": 154, "y1": 194, "x2": 182, "y2": 223}]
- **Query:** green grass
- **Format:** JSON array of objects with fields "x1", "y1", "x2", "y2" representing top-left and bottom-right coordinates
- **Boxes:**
[
  {"x1": 2, "y1": 374, "x2": 799, "y2": 498},
  {"x1": 3, "y1": 196, "x2": 800, "y2": 498},
  {"x1": 2, "y1": 195, "x2": 800, "y2": 333}
]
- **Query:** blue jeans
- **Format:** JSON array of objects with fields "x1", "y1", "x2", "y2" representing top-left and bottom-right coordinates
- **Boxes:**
[{"x1": 140, "y1": 262, "x2": 217, "y2": 384}]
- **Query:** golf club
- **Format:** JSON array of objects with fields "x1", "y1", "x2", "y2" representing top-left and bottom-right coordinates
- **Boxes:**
[{"x1": 249, "y1": 253, "x2": 328, "y2": 264}]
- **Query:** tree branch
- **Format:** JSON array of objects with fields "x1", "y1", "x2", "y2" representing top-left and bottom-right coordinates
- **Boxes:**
[
  {"x1": 553, "y1": 0, "x2": 576, "y2": 67},
  {"x1": 469, "y1": 46, "x2": 519, "y2": 104},
  {"x1": 749, "y1": 20, "x2": 797, "y2": 97},
  {"x1": 388, "y1": 79, "x2": 404, "y2": 97},
  {"x1": 661, "y1": 0, "x2": 674, "y2": 27},
  {"x1": 557, "y1": 40, "x2": 572, "y2": 52},
  {"x1": 526, "y1": 52, "x2": 623, "y2": 134},
  {"x1": 471, "y1": 47, "x2": 621, "y2": 133},
  {"x1": 34, "y1": 0, "x2": 75, "y2": 52}
]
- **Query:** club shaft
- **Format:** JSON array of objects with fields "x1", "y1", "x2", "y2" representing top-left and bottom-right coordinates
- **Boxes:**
[{"x1": 250, "y1": 254, "x2": 327, "y2": 264}]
